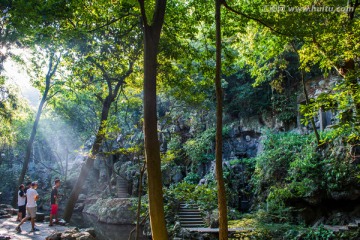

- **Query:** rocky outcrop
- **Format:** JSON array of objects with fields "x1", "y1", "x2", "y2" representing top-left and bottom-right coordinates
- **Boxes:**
[
  {"x1": 0, "y1": 204, "x2": 16, "y2": 219},
  {"x1": 83, "y1": 198, "x2": 136, "y2": 224},
  {"x1": 46, "y1": 228, "x2": 96, "y2": 240}
]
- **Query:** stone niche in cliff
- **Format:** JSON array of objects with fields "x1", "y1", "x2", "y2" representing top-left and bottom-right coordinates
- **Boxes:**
[
  {"x1": 83, "y1": 198, "x2": 136, "y2": 224},
  {"x1": 196, "y1": 128, "x2": 261, "y2": 178}
]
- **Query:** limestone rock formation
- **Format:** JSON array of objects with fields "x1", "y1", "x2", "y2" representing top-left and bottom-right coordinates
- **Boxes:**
[
  {"x1": 46, "y1": 227, "x2": 96, "y2": 240},
  {"x1": 83, "y1": 198, "x2": 136, "y2": 224}
]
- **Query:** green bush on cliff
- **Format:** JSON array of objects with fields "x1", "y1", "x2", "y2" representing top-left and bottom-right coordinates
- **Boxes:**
[
  {"x1": 252, "y1": 131, "x2": 360, "y2": 222},
  {"x1": 184, "y1": 128, "x2": 215, "y2": 163}
]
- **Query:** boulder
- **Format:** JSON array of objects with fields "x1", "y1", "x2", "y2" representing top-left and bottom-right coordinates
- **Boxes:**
[
  {"x1": 74, "y1": 203, "x2": 85, "y2": 212},
  {"x1": 0, "y1": 205, "x2": 12, "y2": 210},
  {"x1": 178, "y1": 228, "x2": 191, "y2": 239},
  {"x1": 72, "y1": 232, "x2": 94, "y2": 240},
  {"x1": 47, "y1": 227, "x2": 96, "y2": 240},
  {"x1": 78, "y1": 194, "x2": 87, "y2": 202},
  {"x1": 60, "y1": 228, "x2": 79, "y2": 239},
  {"x1": 83, "y1": 198, "x2": 136, "y2": 224},
  {"x1": 206, "y1": 209, "x2": 219, "y2": 228},
  {"x1": 0, "y1": 235, "x2": 11, "y2": 240},
  {"x1": 46, "y1": 232, "x2": 62, "y2": 240},
  {"x1": 0, "y1": 204, "x2": 14, "y2": 218},
  {"x1": 82, "y1": 228, "x2": 96, "y2": 238},
  {"x1": 172, "y1": 221, "x2": 182, "y2": 237},
  {"x1": 4, "y1": 208, "x2": 17, "y2": 215},
  {"x1": 0, "y1": 210, "x2": 11, "y2": 219}
]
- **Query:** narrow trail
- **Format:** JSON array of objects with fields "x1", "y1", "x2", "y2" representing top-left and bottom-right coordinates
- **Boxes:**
[{"x1": 0, "y1": 216, "x2": 70, "y2": 239}]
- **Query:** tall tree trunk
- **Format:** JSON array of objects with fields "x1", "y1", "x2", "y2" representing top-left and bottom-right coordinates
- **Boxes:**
[
  {"x1": 143, "y1": 29, "x2": 168, "y2": 239},
  {"x1": 63, "y1": 97, "x2": 112, "y2": 222},
  {"x1": 215, "y1": 1, "x2": 228, "y2": 239},
  {"x1": 138, "y1": 0, "x2": 168, "y2": 239},
  {"x1": 12, "y1": 53, "x2": 59, "y2": 207}
]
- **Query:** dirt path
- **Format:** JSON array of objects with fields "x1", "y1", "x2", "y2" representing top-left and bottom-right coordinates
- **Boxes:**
[{"x1": 0, "y1": 216, "x2": 72, "y2": 239}]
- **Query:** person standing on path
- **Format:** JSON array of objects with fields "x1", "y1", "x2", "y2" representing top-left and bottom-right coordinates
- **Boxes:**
[
  {"x1": 16, "y1": 184, "x2": 26, "y2": 221},
  {"x1": 49, "y1": 179, "x2": 61, "y2": 226},
  {"x1": 15, "y1": 181, "x2": 40, "y2": 233}
]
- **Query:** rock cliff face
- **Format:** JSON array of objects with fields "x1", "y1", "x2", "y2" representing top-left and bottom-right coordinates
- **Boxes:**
[
  {"x1": 60, "y1": 74, "x2": 355, "y2": 227},
  {"x1": 83, "y1": 198, "x2": 136, "y2": 224}
]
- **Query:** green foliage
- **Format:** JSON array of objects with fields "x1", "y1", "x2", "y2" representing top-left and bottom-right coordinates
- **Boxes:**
[
  {"x1": 232, "y1": 23, "x2": 289, "y2": 87},
  {"x1": 253, "y1": 131, "x2": 360, "y2": 222},
  {"x1": 0, "y1": 83, "x2": 32, "y2": 148},
  {"x1": 303, "y1": 226, "x2": 335, "y2": 240},
  {"x1": 183, "y1": 128, "x2": 215, "y2": 163},
  {"x1": 162, "y1": 135, "x2": 184, "y2": 165},
  {"x1": 300, "y1": 78, "x2": 360, "y2": 143},
  {"x1": 2, "y1": 1, "x2": 360, "y2": 234},
  {"x1": 183, "y1": 172, "x2": 200, "y2": 184},
  {"x1": 166, "y1": 181, "x2": 217, "y2": 212},
  {"x1": 228, "y1": 213, "x2": 308, "y2": 239},
  {"x1": 224, "y1": 72, "x2": 272, "y2": 119},
  {"x1": 0, "y1": 81, "x2": 19, "y2": 121}
]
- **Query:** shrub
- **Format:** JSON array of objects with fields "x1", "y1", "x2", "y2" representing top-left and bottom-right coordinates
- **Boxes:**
[
  {"x1": 183, "y1": 172, "x2": 200, "y2": 184},
  {"x1": 183, "y1": 128, "x2": 215, "y2": 163},
  {"x1": 252, "y1": 130, "x2": 360, "y2": 223},
  {"x1": 166, "y1": 181, "x2": 217, "y2": 212}
]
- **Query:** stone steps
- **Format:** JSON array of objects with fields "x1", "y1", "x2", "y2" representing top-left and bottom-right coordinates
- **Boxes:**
[
  {"x1": 117, "y1": 178, "x2": 128, "y2": 198},
  {"x1": 177, "y1": 202, "x2": 204, "y2": 228}
]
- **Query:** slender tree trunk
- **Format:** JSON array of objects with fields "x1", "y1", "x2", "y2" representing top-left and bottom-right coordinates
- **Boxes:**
[
  {"x1": 136, "y1": 160, "x2": 146, "y2": 240},
  {"x1": 12, "y1": 53, "x2": 59, "y2": 207},
  {"x1": 12, "y1": 89, "x2": 48, "y2": 207},
  {"x1": 301, "y1": 70, "x2": 321, "y2": 145},
  {"x1": 63, "y1": 55, "x2": 134, "y2": 221},
  {"x1": 64, "y1": 148, "x2": 69, "y2": 197},
  {"x1": 138, "y1": 0, "x2": 168, "y2": 238},
  {"x1": 215, "y1": 1, "x2": 228, "y2": 239},
  {"x1": 63, "y1": 97, "x2": 112, "y2": 222},
  {"x1": 291, "y1": 43, "x2": 321, "y2": 145}
]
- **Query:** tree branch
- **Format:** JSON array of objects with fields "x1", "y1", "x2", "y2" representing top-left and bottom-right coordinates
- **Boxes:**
[
  {"x1": 88, "y1": 17, "x2": 122, "y2": 33},
  {"x1": 222, "y1": 0, "x2": 290, "y2": 37},
  {"x1": 112, "y1": 61, "x2": 135, "y2": 100},
  {"x1": 152, "y1": 0, "x2": 167, "y2": 34},
  {"x1": 138, "y1": 0, "x2": 148, "y2": 27},
  {"x1": 87, "y1": 57, "x2": 113, "y2": 96},
  {"x1": 94, "y1": 93, "x2": 104, "y2": 103},
  {"x1": 46, "y1": 90, "x2": 61, "y2": 101},
  {"x1": 47, "y1": 53, "x2": 61, "y2": 80},
  {"x1": 311, "y1": 36, "x2": 342, "y2": 76}
]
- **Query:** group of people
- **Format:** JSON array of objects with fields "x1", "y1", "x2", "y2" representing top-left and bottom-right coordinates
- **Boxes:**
[{"x1": 15, "y1": 179, "x2": 61, "y2": 233}]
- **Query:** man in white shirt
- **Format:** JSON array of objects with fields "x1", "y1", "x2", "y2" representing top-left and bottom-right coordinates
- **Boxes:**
[{"x1": 15, "y1": 182, "x2": 40, "y2": 233}]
